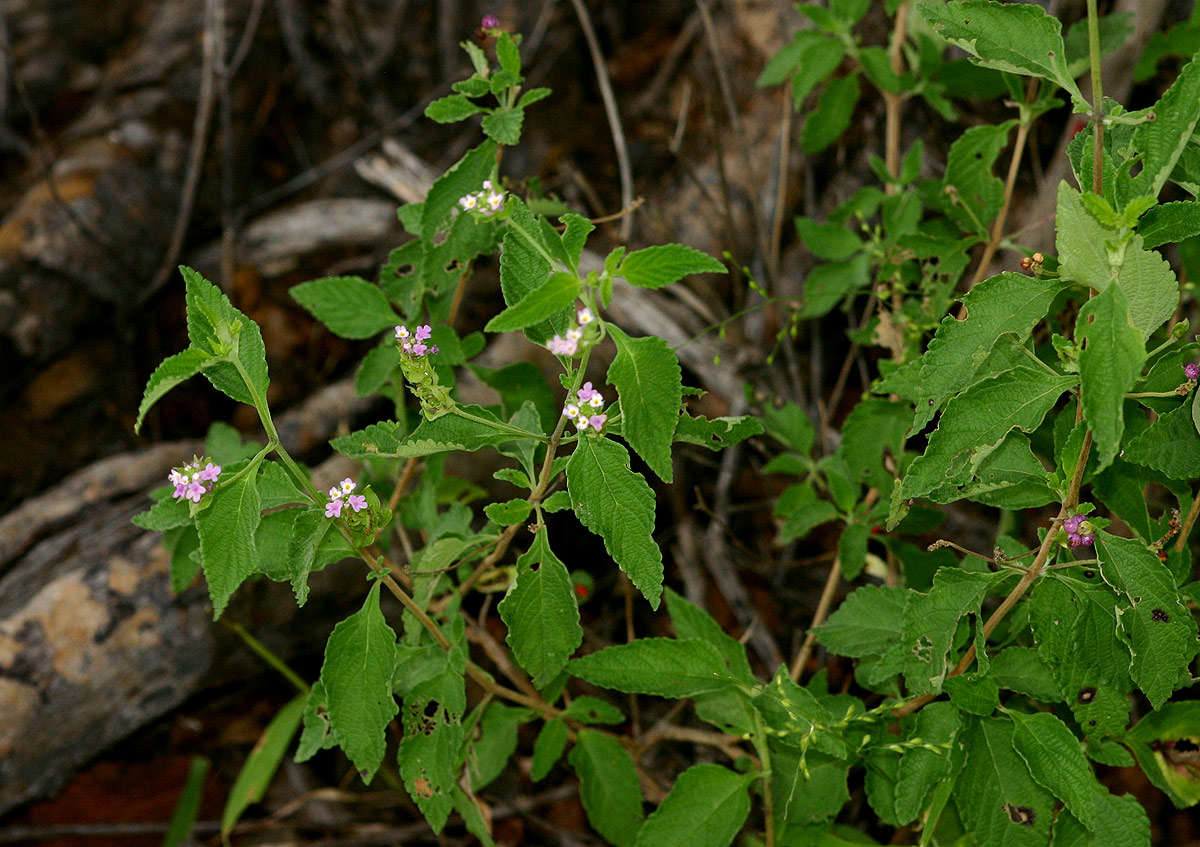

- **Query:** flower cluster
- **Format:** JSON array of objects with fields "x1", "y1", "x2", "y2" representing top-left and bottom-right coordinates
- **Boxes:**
[
  {"x1": 547, "y1": 307, "x2": 595, "y2": 357},
  {"x1": 325, "y1": 477, "x2": 368, "y2": 519},
  {"x1": 563, "y1": 381, "x2": 607, "y2": 432},
  {"x1": 1185, "y1": 361, "x2": 1199, "y2": 381},
  {"x1": 458, "y1": 180, "x2": 505, "y2": 216},
  {"x1": 480, "y1": 13, "x2": 500, "y2": 29},
  {"x1": 1063, "y1": 514, "x2": 1095, "y2": 548},
  {"x1": 169, "y1": 457, "x2": 222, "y2": 503},
  {"x1": 395, "y1": 324, "x2": 439, "y2": 357}
]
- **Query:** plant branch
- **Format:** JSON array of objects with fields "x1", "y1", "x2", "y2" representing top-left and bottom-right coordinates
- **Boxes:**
[{"x1": 883, "y1": 2, "x2": 910, "y2": 195}]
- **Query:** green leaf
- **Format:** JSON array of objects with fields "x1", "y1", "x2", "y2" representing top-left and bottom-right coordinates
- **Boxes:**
[
  {"x1": 135, "y1": 347, "x2": 213, "y2": 433},
  {"x1": 563, "y1": 696, "x2": 626, "y2": 725},
  {"x1": 294, "y1": 681, "x2": 334, "y2": 762},
  {"x1": 774, "y1": 481, "x2": 839, "y2": 543},
  {"x1": 943, "y1": 121, "x2": 1015, "y2": 236},
  {"x1": 421, "y1": 140, "x2": 497, "y2": 234},
  {"x1": 517, "y1": 87, "x2": 553, "y2": 109},
  {"x1": 498, "y1": 530, "x2": 583, "y2": 688},
  {"x1": 816, "y1": 584, "x2": 906, "y2": 659},
  {"x1": 1139, "y1": 201, "x2": 1200, "y2": 249},
  {"x1": 332, "y1": 406, "x2": 533, "y2": 460},
  {"x1": 607, "y1": 327, "x2": 682, "y2": 482},
  {"x1": 795, "y1": 217, "x2": 864, "y2": 261},
  {"x1": 838, "y1": 522, "x2": 871, "y2": 581},
  {"x1": 758, "y1": 31, "x2": 829, "y2": 88},
  {"x1": 1126, "y1": 53, "x2": 1200, "y2": 198},
  {"x1": 1095, "y1": 533, "x2": 1199, "y2": 708},
  {"x1": 909, "y1": 272, "x2": 1066, "y2": 434},
  {"x1": 790, "y1": 37, "x2": 847, "y2": 107},
  {"x1": 499, "y1": 225, "x2": 565, "y2": 344},
  {"x1": 1123, "y1": 402, "x2": 1200, "y2": 479},
  {"x1": 425, "y1": 94, "x2": 483, "y2": 123},
  {"x1": 566, "y1": 437, "x2": 664, "y2": 607},
  {"x1": 291, "y1": 276, "x2": 397, "y2": 339},
  {"x1": 531, "y1": 717, "x2": 569, "y2": 781},
  {"x1": 319, "y1": 581, "x2": 398, "y2": 782},
  {"x1": 1126, "y1": 702, "x2": 1200, "y2": 809},
  {"x1": 468, "y1": 702, "x2": 529, "y2": 790},
  {"x1": 560, "y1": 212, "x2": 594, "y2": 267},
  {"x1": 988, "y1": 647, "x2": 1062, "y2": 701},
  {"x1": 355, "y1": 341, "x2": 401, "y2": 397},
  {"x1": 1052, "y1": 794, "x2": 1151, "y2": 846},
  {"x1": 485, "y1": 271, "x2": 580, "y2": 332},
  {"x1": 763, "y1": 402, "x2": 815, "y2": 453},
  {"x1": 569, "y1": 729, "x2": 645, "y2": 847},
  {"x1": 482, "y1": 107, "x2": 524, "y2": 145},
  {"x1": 569, "y1": 638, "x2": 736, "y2": 698},
  {"x1": 635, "y1": 763, "x2": 754, "y2": 847},
  {"x1": 897, "y1": 568, "x2": 997, "y2": 695},
  {"x1": 800, "y1": 254, "x2": 871, "y2": 318},
  {"x1": 1077, "y1": 284, "x2": 1145, "y2": 471},
  {"x1": 132, "y1": 494, "x2": 193, "y2": 532},
  {"x1": 771, "y1": 744, "x2": 850, "y2": 826},
  {"x1": 894, "y1": 702, "x2": 961, "y2": 824},
  {"x1": 1064, "y1": 11, "x2": 1134, "y2": 77},
  {"x1": 663, "y1": 587, "x2": 755, "y2": 683},
  {"x1": 919, "y1": 1, "x2": 1085, "y2": 106},
  {"x1": 162, "y1": 757, "x2": 210, "y2": 847},
  {"x1": 287, "y1": 508, "x2": 331, "y2": 606},
  {"x1": 1010, "y1": 710, "x2": 1104, "y2": 829},
  {"x1": 901, "y1": 364, "x2": 1075, "y2": 503},
  {"x1": 673, "y1": 413, "x2": 763, "y2": 450},
  {"x1": 618, "y1": 244, "x2": 726, "y2": 289},
  {"x1": 955, "y1": 717, "x2": 1054, "y2": 847},
  {"x1": 837, "y1": 397, "x2": 909, "y2": 491},
  {"x1": 196, "y1": 459, "x2": 263, "y2": 617},
  {"x1": 398, "y1": 703, "x2": 462, "y2": 831},
  {"x1": 801, "y1": 73, "x2": 861, "y2": 154},
  {"x1": 1056, "y1": 183, "x2": 1178, "y2": 338},
  {"x1": 944, "y1": 674, "x2": 999, "y2": 716},
  {"x1": 484, "y1": 498, "x2": 531, "y2": 525},
  {"x1": 222, "y1": 695, "x2": 305, "y2": 839},
  {"x1": 182, "y1": 266, "x2": 269, "y2": 406}
]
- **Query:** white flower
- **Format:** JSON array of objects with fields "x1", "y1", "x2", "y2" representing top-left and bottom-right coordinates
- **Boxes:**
[
  {"x1": 577, "y1": 307, "x2": 594, "y2": 325},
  {"x1": 459, "y1": 193, "x2": 478, "y2": 210},
  {"x1": 329, "y1": 486, "x2": 343, "y2": 501},
  {"x1": 588, "y1": 393, "x2": 603, "y2": 408},
  {"x1": 340, "y1": 478, "x2": 356, "y2": 495},
  {"x1": 486, "y1": 191, "x2": 505, "y2": 212},
  {"x1": 564, "y1": 403, "x2": 580, "y2": 418}
]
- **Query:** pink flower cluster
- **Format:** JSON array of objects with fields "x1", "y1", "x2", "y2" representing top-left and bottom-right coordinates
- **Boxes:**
[
  {"x1": 1063, "y1": 514, "x2": 1095, "y2": 548},
  {"x1": 1185, "y1": 361, "x2": 1199, "y2": 381},
  {"x1": 547, "y1": 307, "x2": 594, "y2": 357},
  {"x1": 325, "y1": 477, "x2": 368, "y2": 519},
  {"x1": 458, "y1": 180, "x2": 505, "y2": 216},
  {"x1": 395, "y1": 324, "x2": 439, "y2": 356},
  {"x1": 169, "y1": 458, "x2": 222, "y2": 503},
  {"x1": 563, "y1": 381, "x2": 607, "y2": 433},
  {"x1": 480, "y1": 13, "x2": 500, "y2": 29}
]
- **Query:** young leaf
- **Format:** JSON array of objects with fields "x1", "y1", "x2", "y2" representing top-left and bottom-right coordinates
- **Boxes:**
[
  {"x1": 319, "y1": 581, "x2": 399, "y2": 782},
  {"x1": 673, "y1": 413, "x2": 764, "y2": 450},
  {"x1": 955, "y1": 716, "x2": 1054, "y2": 847},
  {"x1": 634, "y1": 763, "x2": 754, "y2": 847},
  {"x1": 332, "y1": 406, "x2": 535, "y2": 460},
  {"x1": 421, "y1": 140, "x2": 497, "y2": 234},
  {"x1": 569, "y1": 729, "x2": 645, "y2": 847},
  {"x1": 468, "y1": 702, "x2": 529, "y2": 790},
  {"x1": 1095, "y1": 534, "x2": 1199, "y2": 708},
  {"x1": 425, "y1": 94, "x2": 482, "y2": 123},
  {"x1": 563, "y1": 696, "x2": 626, "y2": 725},
  {"x1": 569, "y1": 638, "x2": 736, "y2": 698},
  {"x1": 135, "y1": 347, "x2": 214, "y2": 433},
  {"x1": 607, "y1": 327, "x2": 683, "y2": 482},
  {"x1": 182, "y1": 266, "x2": 270, "y2": 406},
  {"x1": 919, "y1": 1, "x2": 1085, "y2": 107},
  {"x1": 498, "y1": 530, "x2": 583, "y2": 688},
  {"x1": 1077, "y1": 284, "x2": 1146, "y2": 471},
  {"x1": 484, "y1": 271, "x2": 581, "y2": 332},
  {"x1": 133, "y1": 494, "x2": 194, "y2": 532},
  {"x1": 795, "y1": 217, "x2": 864, "y2": 261},
  {"x1": 800, "y1": 254, "x2": 871, "y2": 318},
  {"x1": 801, "y1": 73, "x2": 861, "y2": 154},
  {"x1": 481, "y1": 107, "x2": 524, "y2": 145},
  {"x1": 1123, "y1": 402, "x2": 1200, "y2": 479},
  {"x1": 1009, "y1": 710, "x2": 1104, "y2": 829},
  {"x1": 294, "y1": 680, "x2": 334, "y2": 762},
  {"x1": 531, "y1": 718, "x2": 569, "y2": 781},
  {"x1": 221, "y1": 695, "x2": 305, "y2": 839},
  {"x1": 909, "y1": 272, "x2": 1066, "y2": 434},
  {"x1": 566, "y1": 437, "x2": 664, "y2": 607},
  {"x1": 617, "y1": 244, "x2": 726, "y2": 289},
  {"x1": 287, "y1": 508, "x2": 331, "y2": 606},
  {"x1": 943, "y1": 122, "x2": 1015, "y2": 236},
  {"x1": 291, "y1": 276, "x2": 398, "y2": 339},
  {"x1": 196, "y1": 459, "x2": 263, "y2": 617},
  {"x1": 816, "y1": 584, "x2": 907, "y2": 659}
]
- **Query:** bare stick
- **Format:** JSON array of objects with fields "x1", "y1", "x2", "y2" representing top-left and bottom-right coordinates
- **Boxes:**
[{"x1": 883, "y1": 2, "x2": 910, "y2": 194}]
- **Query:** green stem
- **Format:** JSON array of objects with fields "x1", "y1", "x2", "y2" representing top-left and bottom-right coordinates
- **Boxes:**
[
  {"x1": 224, "y1": 621, "x2": 309, "y2": 694},
  {"x1": 752, "y1": 709, "x2": 776, "y2": 847},
  {"x1": 451, "y1": 407, "x2": 549, "y2": 441}
]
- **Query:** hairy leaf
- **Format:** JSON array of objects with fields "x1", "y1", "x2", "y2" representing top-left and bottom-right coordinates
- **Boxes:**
[
  {"x1": 635, "y1": 764, "x2": 753, "y2": 847},
  {"x1": 618, "y1": 244, "x2": 726, "y2": 289},
  {"x1": 1077, "y1": 284, "x2": 1146, "y2": 471},
  {"x1": 956, "y1": 717, "x2": 1054, "y2": 847},
  {"x1": 291, "y1": 276, "x2": 398, "y2": 339},
  {"x1": 569, "y1": 729, "x2": 644, "y2": 847},
  {"x1": 569, "y1": 638, "x2": 736, "y2": 698},
  {"x1": 607, "y1": 327, "x2": 682, "y2": 481},
  {"x1": 196, "y1": 459, "x2": 263, "y2": 617}
]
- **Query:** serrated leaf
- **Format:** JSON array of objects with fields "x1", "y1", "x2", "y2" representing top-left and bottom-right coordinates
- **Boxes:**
[
  {"x1": 182, "y1": 266, "x2": 269, "y2": 406},
  {"x1": 1139, "y1": 201, "x2": 1200, "y2": 249},
  {"x1": 1077, "y1": 284, "x2": 1145, "y2": 471},
  {"x1": 135, "y1": 347, "x2": 213, "y2": 433},
  {"x1": 607, "y1": 327, "x2": 682, "y2": 481},
  {"x1": 291, "y1": 276, "x2": 397, "y2": 339},
  {"x1": 468, "y1": 702, "x2": 529, "y2": 790},
  {"x1": 800, "y1": 254, "x2": 871, "y2": 318},
  {"x1": 222, "y1": 695, "x2": 305, "y2": 839},
  {"x1": 790, "y1": 37, "x2": 846, "y2": 107},
  {"x1": 910, "y1": 272, "x2": 1066, "y2": 434},
  {"x1": 566, "y1": 437, "x2": 664, "y2": 607},
  {"x1": 816, "y1": 584, "x2": 906, "y2": 659},
  {"x1": 988, "y1": 646, "x2": 1062, "y2": 701},
  {"x1": 332, "y1": 406, "x2": 534, "y2": 460},
  {"x1": 1095, "y1": 533, "x2": 1199, "y2": 708},
  {"x1": 287, "y1": 508, "x2": 331, "y2": 606},
  {"x1": 499, "y1": 225, "x2": 566, "y2": 344},
  {"x1": 498, "y1": 530, "x2": 582, "y2": 688},
  {"x1": 481, "y1": 107, "x2": 523, "y2": 144},
  {"x1": 894, "y1": 701, "x2": 961, "y2": 824},
  {"x1": 1010, "y1": 710, "x2": 1104, "y2": 829},
  {"x1": 320, "y1": 582, "x2": 398, "y2": 782},
  {"x1": 421, "y1": 140, "x2": 497, "y2": 234},
  {"x1": 563, "y1": 696, "x2": 626, "y2": 725},
  {"x1": 398, "y1": 703, "x2": 462, "y2": 831},
  {"x1": 663, "y1": 588, "x2": 754, "y2": 683},
  {"x1": 943, "y1": 121, "x2": 1014, "y2": 236},
  {"x1": 133, "y1": 494, "x2": 193, "y2": 532},
  {"x1": 673, "y1": 413, "x2": 764, "y2": 450},
  {"x1": 1126, "y1": 53, "x2": 1200, "y2": 199},
  {"x1": 836, "y1": 397, "x2": 909, "y2": 491},
  {"x1": 617, "y1": 243, "x2": 726, "y2": 289},
  {"x1": 770, "y1": 744, "x2": 850, "y2": 826},
  {"x1": 801, "y1": 73, "x2": 861, "y2": 154},
  {"x1": 774, "y1": 481, "x2": 839, "y2": 543},
  {"x1": 531, "y1": 718, "x2": 568, "y2": 781},
  {"x1": 634, "y1": 763, "x2": 753, "y2": 847},
  {"x1": 569, "y1": 729, "x2": 644, "y2": 847},
  {"x1": 196, "y1": 460, "x2": 263, "y2": 617},
  {"x1": 294, "y1": 680, "x2": 334, "y2": 762},
  {"x1": 956, "y1": 716, "x2": 1054, "y2": 847},
  {"x1": 425, "y1": 94, "x2": 482, "y2": 123},
  {"x1": 795, "y1": 217, "x2": 864, "y2": 261},
  {"x1": 898, "y1": 568, "x2": 995, "y2": 695},
  {"x1": 569, "y1": 638, "x2": 736, "y2": 698},
  {"x1": 901, "y1": 364, "x2": 1075, "y2": 503},
  {"x1": 485, "y1": 271, "x2": 580, "y2": 332},
  {"x1": 1057, "y1": 183, "x2": 1178, "y2": 338},
  {"x1": 1123, "y1": 402, "x2": 1200, "y2": 479},
  {"x1": 919, "y1": 1, "x2": 1085, "y2": 106},
  {"x1": 757, "y1": 31, "x2": 826, "y2": 88},
  {"x1": 1051, "y1": 794, "x2": 1151, "y2": 847}
]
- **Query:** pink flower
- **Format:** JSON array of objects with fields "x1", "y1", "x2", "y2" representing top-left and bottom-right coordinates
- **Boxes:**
[
  {"x1": 1185, "y1": 361, "x2": 1199, "y2": 381},
  {"x1": 415, "y1": 325, "x2": 433, "y2": 342},
  {"x1": 347, "y1": 494, "x2": 368, "y2": 512},
  {"x1": 577, "y1": 382, "x2": 597, "y2": 403},
  {"x1": 325, "y1": 498, "x2": 344, "y2": 518},
  {"x1": 185, "y1": 481, "x2": 206, "y2": 503},
  {"x1": 481, "y1": 13, "x2": 499, "y2": 29},
  {"x1": 1063, "y1": 514, "x2": 1083, "y2": 534},
  {"x1": 547, "y1": 334, "x2": 578, "y2": 356},
  {"x1": 169, "y1": 457, "x2": 220, "y2": 502},
  {"x1": 198, "y1": 462, "x2": 221, "y2": 482},
  {"x1": 588, "y1": 414, "x2": 607, "y2": 431}
]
